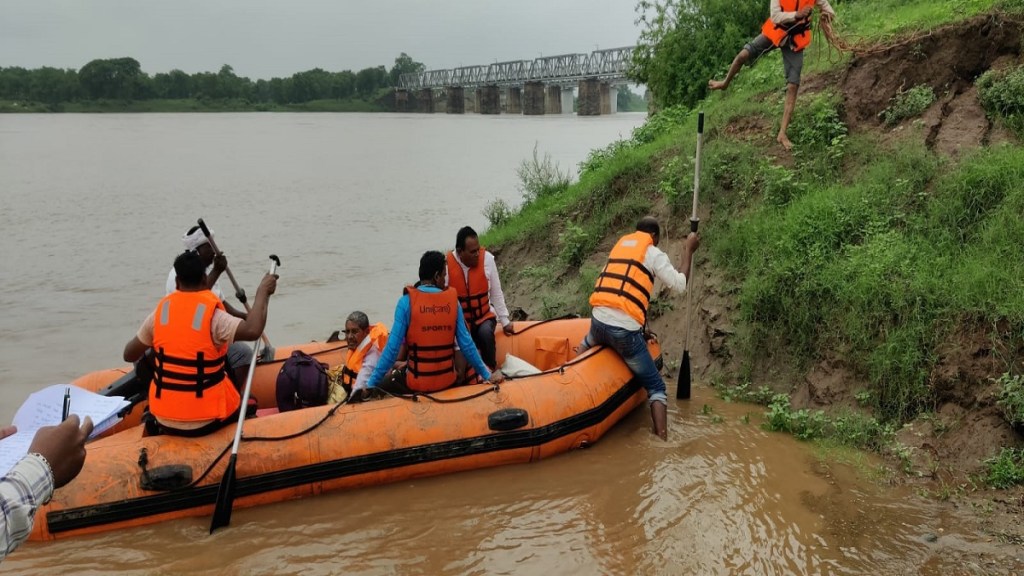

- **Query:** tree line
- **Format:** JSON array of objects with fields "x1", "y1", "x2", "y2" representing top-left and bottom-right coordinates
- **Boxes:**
[{"x1": 0, "y1": 53, "x2": 426, "y2": 105}]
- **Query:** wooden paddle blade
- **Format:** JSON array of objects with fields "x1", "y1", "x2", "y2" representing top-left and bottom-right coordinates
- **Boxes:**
[
  {"x1": 677, "y1": 350, "x2": 692, "y2": 400},
  {"x1": 209, "y1": 453, "x2": 238, "y2": 533}
]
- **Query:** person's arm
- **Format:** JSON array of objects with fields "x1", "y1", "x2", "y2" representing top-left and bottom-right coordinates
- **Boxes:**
[
  {"x1": 221, "y1": 300, "x2": 248, "y2": 320},
  {"x1": 206, "y1": 252, "x2": 227, "y2": 291},
  {"x1": 1, "y1": 454, "x2": 54, "y2": 559},
  {"x1": 771, "y1": 0, "x2": 810, "y2": 25},
  {"x1": 123, "y1": 312, "x2": 155, "y2": 362},
  {"x1": 367, "y1": 296, "x2": 411, "y2": 388},
  {"x1": 233, "y1": 274, "x2": 276, "y2": 341},
  {"x1": 354, "y1": 345, "x2": 380, "y2": 391},
  {"x1": 1, "y1": 415, "x2": 93, "y2": 560},
  {"x1": 485, "y1": 253, "x2": 513, "y2": 334},
  {"x1": 817, "y1": 0, "x2": 835, "y2": 19},
  {"x1": 455, "y1": 309, "x2": 493, "y2": 381}
]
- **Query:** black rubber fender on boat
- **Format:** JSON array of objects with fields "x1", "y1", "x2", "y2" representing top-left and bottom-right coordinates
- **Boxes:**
[{"x1": 488, "y1": 408, "x2": 530, "y2": 431}]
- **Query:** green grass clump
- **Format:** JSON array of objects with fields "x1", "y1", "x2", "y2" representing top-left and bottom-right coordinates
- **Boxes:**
[
  {"x1": 881, "y1": 85, "x2": 936, "y2": 126},
  {"x1": 986, "y1": 447, "x2": 1024, "y2": 488},
  {"x1": 996, "y1": 372, "x2": 1024, "y2": 427},
  {"x1": 763, "y1": 394, "x2": 897, "y2": 450},
  {"x1": 977, "y1": 65, "x2": 1024, "y2": 138}
]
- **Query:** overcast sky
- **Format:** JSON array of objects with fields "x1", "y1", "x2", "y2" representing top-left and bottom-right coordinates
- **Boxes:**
[{"x1": 1, "y1": 0, "x2": 644, "y2": 79}]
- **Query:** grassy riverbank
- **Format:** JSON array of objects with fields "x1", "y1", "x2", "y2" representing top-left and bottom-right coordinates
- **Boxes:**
[
  {"x1": 484, "y1": 0, "x2": 1024, "y2": 494},
  {"x1": 0, "y1": 98, "x2": 385, "y2": 113}
]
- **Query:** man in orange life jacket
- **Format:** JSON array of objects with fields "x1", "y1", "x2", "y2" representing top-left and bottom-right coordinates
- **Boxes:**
[
  {"x1": 123, "y1": 250, "x2": 278, "y2": 436},
  {"x1": 338, "y1": 310, "x2": 389, "y2": 397},
  {"x1": 578, "y1": 217, "x2": 700, "y2": 440},
  {"x1": 365, "y1": 250, "x2": 505, "y2": 396},
  {"x1": 708, "y1": 0, "x2": 836, "y2": 151},
  {"x1": 445, "y1": 226, "x2": 513, "y2": 371}
]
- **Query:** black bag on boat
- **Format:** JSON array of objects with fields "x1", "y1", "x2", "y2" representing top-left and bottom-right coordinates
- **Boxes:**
[{"x1": 275, "y1": 351, "x2": 329, "y2": 411}]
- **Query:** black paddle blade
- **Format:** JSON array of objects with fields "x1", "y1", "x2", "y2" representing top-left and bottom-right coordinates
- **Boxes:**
[
  {"x1": 209, "y1": 453, "x2": 238, "y2": 533},
  {"x1": 677, "y1": 350, "x2": 692, "y2": 400}
]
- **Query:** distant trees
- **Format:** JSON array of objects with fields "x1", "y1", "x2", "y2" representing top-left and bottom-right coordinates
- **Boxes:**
[{"x1": 0, "y1": 53, "x2": 427, "y2": 106}]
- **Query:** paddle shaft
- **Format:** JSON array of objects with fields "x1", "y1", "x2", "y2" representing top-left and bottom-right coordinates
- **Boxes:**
[
  {"x1": 197, "y1": 218, "x2": 273, "y2": 350},
  {"x1": 677, "y1": 111, "x2": 704, "y2": 400},
  {"x1": 210, "y1": 255, "x2": 277, "y2": 533}
]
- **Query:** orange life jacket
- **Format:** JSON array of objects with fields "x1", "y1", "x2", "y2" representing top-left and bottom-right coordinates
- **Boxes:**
[
  {"x1": 405, "y1": 286, "x2": 459, "y2": 392},
  {"x1": 150, "y1": 290, "x2": 239, "y2": 422},
  {"x1": 589, "y1": 231, "x2": 655, "y2": 325},
  {"x1": 446, "y1": 250, "x2": 496, "y2": 328},
  {"x1": 761, "y1": 0, "x2": 814, "y2": 52},
  {"x1": 339, "y1": 323, "x2": 389, "y2": 389}
]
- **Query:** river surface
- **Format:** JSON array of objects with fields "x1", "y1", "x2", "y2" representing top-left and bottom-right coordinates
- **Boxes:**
[{"x1": 0, "y1": 113, "x2": 1009, "y2": 574}]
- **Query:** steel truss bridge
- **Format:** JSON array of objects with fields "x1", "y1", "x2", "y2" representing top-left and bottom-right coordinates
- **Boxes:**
[{"x1": 398, "y1": 46, "x2": 635, "y2": 90}]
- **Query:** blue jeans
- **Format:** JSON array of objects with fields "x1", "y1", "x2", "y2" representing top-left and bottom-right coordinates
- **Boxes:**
[{"x1": 578, "y1": 317, "x2": 667, "y2": 406}]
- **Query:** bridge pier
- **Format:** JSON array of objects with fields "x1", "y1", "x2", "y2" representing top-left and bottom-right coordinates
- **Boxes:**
[
  {"x1": 545, "y1": 86, "x2": 561, "y2": 114},
  {"x1": 577, "y1": 78, "x2": 602, "y2": 116},
  {"x1": 394, "y1": 89, "x2": 412, "y2": 113},
  {"x1": 447, "y1": 87, "x2": 465, "y2": 114},
  {"x1": 560, "y1": 87, "x2": 574, "y2": 115},
  {"x1": 479, "y1": 85, "x2": 501, "y2": 114},
  {"x1": 507, "y1": 87, "x2": 522, "y2": 114},
  {"x1": 608, "y1": 85, "x2": 619, "y2": 114},
  {"x1": 523, "y1": 81, "x2": 546, "y2": 115},
  {"x1": 417, "y1": 89, "x2": 434, "y2": 113}
]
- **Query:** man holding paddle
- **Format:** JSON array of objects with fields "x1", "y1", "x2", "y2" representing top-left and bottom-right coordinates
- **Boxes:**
[
  {"x1": 166, "y1": 225, "x2": 259, "y2": 384},
  {"x1": 125, "y1": 250, "x2": 278, "y2": 436},
  {"x1": 578, "y1": 216, "x2": 700, "y2": 440}
]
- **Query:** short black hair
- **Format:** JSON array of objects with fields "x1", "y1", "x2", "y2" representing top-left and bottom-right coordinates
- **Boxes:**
[
  {"x1": 174, "y1": 250, "x2": 206, "y2": 289},
  {"x1": 636, "y1": 216, "x2": 660, "y2": 238},
  {"x1": 418, "y1": 250, "x2": 446, "y2": 282},
  {"x1": 455, "y1": 226, "x2": 478, "y2": 251}
]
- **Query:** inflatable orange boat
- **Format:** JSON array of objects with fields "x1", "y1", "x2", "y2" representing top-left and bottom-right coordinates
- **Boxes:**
[{"x1": 30, "y1": 318, "x2": 661, "y2": 541}]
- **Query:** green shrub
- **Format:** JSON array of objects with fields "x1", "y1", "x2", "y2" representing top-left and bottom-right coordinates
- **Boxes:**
[
  {"x1": 558, "y1": 223, "x2": 591, "y2": 267},
  {"x1": 517, "y1": 144, "x2": 571, "y2": 204},
  {"x1": 880, "y1": 84, "x2": 936, "y2": 126},
  {"x1": 996, "y1": 372, "x2": 1024, "y2": 427},
  {"x1": 482, "y1": 198, "x2": 514, "y2": 228},
  {"x1": 977, "y1": 65, "x2": 1024, "y2": 137},
  {"x1": 986, "y1": 447, "x2": 1024, "y2": 488}
]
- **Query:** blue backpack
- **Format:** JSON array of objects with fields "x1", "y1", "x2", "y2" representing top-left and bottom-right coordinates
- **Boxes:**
[{"x1": 275, "y1": 351, "x2": 329, "y2": 411}]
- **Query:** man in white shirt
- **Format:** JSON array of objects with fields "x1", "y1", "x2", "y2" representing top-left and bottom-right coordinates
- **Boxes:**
[
  {"x1": 579, "y1": 216, "x2": 700, "y2": 440},
  {"x1": 445, "y1": 226, "x2": 514, "y2": 371},
  {"x1": 166, "y1": 225, "x2": 254, "y2": 384}
]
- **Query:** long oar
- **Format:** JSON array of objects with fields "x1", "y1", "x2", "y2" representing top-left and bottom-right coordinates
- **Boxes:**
[
  {"x1": 210, "y1": 254, "x2": 280, "y2": 534},
  {"x1": 197, "y1": 218, "x2": 274, "y2": 356},
  {"x1": 677, "y1": 111, "x2": 704, "y2": 400}
]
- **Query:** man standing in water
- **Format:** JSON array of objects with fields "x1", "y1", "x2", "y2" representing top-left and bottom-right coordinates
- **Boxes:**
[
  {"x1": 578, "y1": 217, "x2": 700, "y2": 440},
  {"x1": 708, "y1": 0, "x2": 836, "y2": 150}
]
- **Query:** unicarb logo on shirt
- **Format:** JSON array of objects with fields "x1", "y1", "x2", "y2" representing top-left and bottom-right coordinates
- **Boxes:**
[{"x1": 418, "y1": 304, "x2": 452, "y2": 315}]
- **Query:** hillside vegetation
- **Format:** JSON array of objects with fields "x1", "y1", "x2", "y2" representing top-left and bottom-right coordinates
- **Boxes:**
[{"x1": 483, "y1": 0, "x2": 1024, "y2": 495}]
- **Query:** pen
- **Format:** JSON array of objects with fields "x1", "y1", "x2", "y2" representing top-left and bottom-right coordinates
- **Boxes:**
[{"x1": 62, "y1": 387, "x2": 71, "y2": 422}]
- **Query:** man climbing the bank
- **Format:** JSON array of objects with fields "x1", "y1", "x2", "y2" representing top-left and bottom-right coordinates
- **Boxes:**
[
  {"x1": 446, "y1": 226, "x2": 513, "y2": 371},
  {"x1": 578, "y1": 217, "x2": 700, "y2": 440},
  {"x1": 708, "y1": 0, "x2": 836, "y2": 151},
  {"x1": 366, "y1": 250, "x2": 504, "y2": 396},
  {"x1": 124, "y1": 250, "x2": 277, "y2": 436}
]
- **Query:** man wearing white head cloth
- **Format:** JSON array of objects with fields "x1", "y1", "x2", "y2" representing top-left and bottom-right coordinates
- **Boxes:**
[{"x1": 165, "y1": 225, "x2": 255, "y2": 386}]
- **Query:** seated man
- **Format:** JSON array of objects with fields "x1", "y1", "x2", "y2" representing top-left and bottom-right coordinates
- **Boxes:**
[
  {"x1": 167, "y1": 225, "x2": 259, "y2": 385},
  {"x1": 124, "y1": 250, "x2": 277, "y2": 436},
  {"x1": 445, "y1": 226, "x2": 514, "y2": 371},
  {"x1": 365, "y1": 251, "x2": 504, "y2": 396},
  {"x1": 338, "y1": 311, "x2": 389, "y2": 399}
]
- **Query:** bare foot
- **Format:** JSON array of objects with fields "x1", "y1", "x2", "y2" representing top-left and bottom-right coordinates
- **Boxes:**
[
  {"x1": 708, "y1": 79, "x2": 728, "y2": 91},
  {"x1": 777, "y1": 133, "x2": 793, "y2": 151}
]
